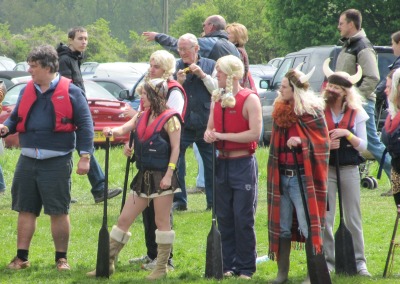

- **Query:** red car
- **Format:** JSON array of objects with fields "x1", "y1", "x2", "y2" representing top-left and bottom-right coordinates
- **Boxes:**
[{"x1": 0, "y1": 80, "x2": 131, "y2": 148}]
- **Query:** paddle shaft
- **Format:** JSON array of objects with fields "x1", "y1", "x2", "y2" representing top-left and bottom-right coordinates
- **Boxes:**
[
  {"x1": 96, "y1": 137, "x2": 111, "y2": 277},
  {"x1": 334, "y1": 150, "x2": 357, "y2": 275},
  {"x1": 292, "y1": 148, "x2": 332, "y2": 284},
  {"x1": 204, "y1": 142, "x2": 223, "y2": 280},
  {"x1": 383, "y1": 209, "x2": 400, "y2": 277},
  {"x1": 120, "y1": 131, "x2": 134, "y2": 213}
]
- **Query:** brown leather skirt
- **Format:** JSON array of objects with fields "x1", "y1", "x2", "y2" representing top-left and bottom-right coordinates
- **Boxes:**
[{"x1": 130, "y1": 170, "x2": 181, "y2": 198}]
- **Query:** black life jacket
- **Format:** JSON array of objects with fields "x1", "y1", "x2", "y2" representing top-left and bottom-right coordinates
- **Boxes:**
[
  {"x1": 134, "y1": 109, "x2": 181, "y2": 171},
  {"x1": 325, "y1": 108, "x2": 365, "y2": 166}
]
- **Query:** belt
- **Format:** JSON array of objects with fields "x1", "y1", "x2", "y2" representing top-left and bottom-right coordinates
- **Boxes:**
[{"x1": 279, "y1": 167, "x2": 305, "y2": 177}]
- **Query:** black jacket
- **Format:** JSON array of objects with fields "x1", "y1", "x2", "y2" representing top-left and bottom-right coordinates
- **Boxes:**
[
  {"x1": 375, "y1": 56, "x2": 400, "y2": 109},
  {"x1": 56, "y1": 43, "x2": 85, "y2": 92}
]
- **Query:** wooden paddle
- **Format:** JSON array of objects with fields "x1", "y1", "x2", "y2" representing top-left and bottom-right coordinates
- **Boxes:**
[
  {"x1": 95, "y1": 137, "x2": 110, "y2": 278},
  {"x1": 334, "y1": 150, "x2": 357, "y2": 275},
  {"x1": 292, "y1": 148, "x2": 331, "y2": 284},
  {"x1": 120, "y1": 131, "x2": 135, "y2": 213},
  {"x1": 205, "y1": 143, "x2": 223, "y2": 279},
  {"x1": 383, "y1": 206, "x2": 400, "y2": 277}
]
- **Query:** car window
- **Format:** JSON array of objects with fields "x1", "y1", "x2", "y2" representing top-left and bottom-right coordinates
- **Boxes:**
[
  {"x1": 272, "y1": 58, "x2": 294, "y2": 89},
  {"x1": 93, "y1": 81, "x2": 123, "y2": 99},
  {"x1": 0, "y1": 78, "x2": 14, "y2": 89},
  {"x1": 2, "y1": 83, "x2": 26, "y2": 106},
  {"x1": 293, "y1": 56, "x2": 306, "y2": 70},
  {"x1": 377, "y1": 53, "x2": 396, "y2": 81},
  {"x1": 85, "y1": 81, "x2": 118, "y2": 101}
]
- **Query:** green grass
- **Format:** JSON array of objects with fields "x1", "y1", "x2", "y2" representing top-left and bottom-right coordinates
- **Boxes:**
[{"x1": 0, "y1": 146, "x2": 398, "y2": 283}]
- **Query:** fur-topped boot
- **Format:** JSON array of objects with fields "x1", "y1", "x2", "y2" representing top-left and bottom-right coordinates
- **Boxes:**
[
  {"x1": 146, "y1": 230, "x2": 175, "y2": 280},
  {"x1": 87, "y1": 225, "x2": 131, "y2": 277}
]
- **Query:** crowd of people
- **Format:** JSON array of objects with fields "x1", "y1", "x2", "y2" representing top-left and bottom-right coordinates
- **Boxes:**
[{"x1": 1, "y1": 7, "x2": 400, "y2": 282}]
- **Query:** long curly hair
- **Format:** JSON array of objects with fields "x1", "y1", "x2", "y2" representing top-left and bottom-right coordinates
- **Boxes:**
[
  {"x1": 144, "y1": 80, "x2": 168, "y2": 117},
  {"x1": 277, "y1": 69, "x2": 325, "y2": 116},
  {"x1": 145, "y1": 50, "x2": 176, "y2": 82}
]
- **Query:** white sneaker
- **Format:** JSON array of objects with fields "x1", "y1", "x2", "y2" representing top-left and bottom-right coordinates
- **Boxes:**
[
  {"x1": 358, "y1": 268, "x2": 372, "y2": 277},
  {"x1": 129, "y1": 255, "x2": 153, "y2": 264},
  {"x1": 141, "y1": 258, "x2": 175, "y2": 271}
]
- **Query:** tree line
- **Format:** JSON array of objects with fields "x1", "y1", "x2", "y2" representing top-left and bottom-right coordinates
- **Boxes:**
[{"x1": 0, "y1": 0, "x2": 398, "y2": 64}]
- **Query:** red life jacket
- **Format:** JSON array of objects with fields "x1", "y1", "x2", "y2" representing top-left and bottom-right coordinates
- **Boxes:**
[
  {"x1": 135, "y1": 109, "x2": 180, "y2": 141},
  {"x1": 134, "y1": 109, "x2": 182, "y2": 171},
  {"x1": 139, "y1": 80, "x2": 187, "y2": 121},
  {"x1": 16, "y1": 77, "x2": 76, "y2": 133},
  {"x1": 324, "y1": 108, "x2": 355, "y2": 130},
  {"x1": 324, "y1": 108, "x2": 363, "y2": 166},
  {"x1": 214, "y1": 89, "x2": 257, "y2": 153}
]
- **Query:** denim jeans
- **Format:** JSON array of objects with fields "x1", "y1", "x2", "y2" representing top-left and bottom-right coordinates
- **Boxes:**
[
  {"x1": 364, "y1": 99, "x2": 391, "y2": 178},
  {"x1": 76, "y1": 148, "x2": 105, "y2": 196},
  {"x1": 279, "y1": 174, "x2": 309, "y2": 239},
  {"x1": 0, "y1": 164, "x2": 5, "y2": 191},
  {"x1": 175, "y1": 128, "x2": 214, "y2": 207},
  {"x1": 193, "y1": 143, "x2": 205, "y2": 187}
]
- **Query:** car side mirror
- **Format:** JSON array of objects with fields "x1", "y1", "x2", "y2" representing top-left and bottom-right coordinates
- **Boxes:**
[
  {"x1": 118, "y1": 89, "x2": 130, "y2": 101},
  {"x1": 260, "y1": 79, "x2": 270, "y2": 89}
]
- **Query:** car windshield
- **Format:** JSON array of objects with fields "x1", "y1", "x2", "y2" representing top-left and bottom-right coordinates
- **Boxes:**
[
  {"x1": 3, "y1": 80, "x2": 117, "y2": 106},
  {"x1": 84, "y1": 80, "x2": 118, "y2": 100}
]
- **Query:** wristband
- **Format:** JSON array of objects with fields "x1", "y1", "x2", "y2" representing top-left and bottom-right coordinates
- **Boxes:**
[
  {"x1": 168, "y1": 162, "x2": 176, "y2": 170},
  {"x1": 346, "y1": 133, "x2": 354, "y2": 141}
]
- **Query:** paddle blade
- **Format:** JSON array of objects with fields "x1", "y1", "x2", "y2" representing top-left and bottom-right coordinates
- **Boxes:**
[
  {"x1": 305, "y1": 237, "x2": 332, "y2": 284},
  {"x1": 95, "y1": 225, "x2": 110, "y2": 278},
  {"x1": 205, "y1": 220, "x2": 223, "y2": 280},
  {"x1": 335, "y1": 222, "x2": 357, "y2": 275}
]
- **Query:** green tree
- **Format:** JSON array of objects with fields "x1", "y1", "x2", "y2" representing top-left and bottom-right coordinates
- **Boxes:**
[
  {"x1": 168, "y1": 0, "x2": 271, "y2": 63},
  {"x1": 265, "y1": 0, "x2": 400, "y2": 56},
  {"x1": 127, "y1": 31, "x2": 161, "y2": 62},
  {"x1": 85, "y1": 18, "x2": 128, "y2": 62},
  {"x1": 0, "y1": 24, "x2": 64, "y2": 62}
]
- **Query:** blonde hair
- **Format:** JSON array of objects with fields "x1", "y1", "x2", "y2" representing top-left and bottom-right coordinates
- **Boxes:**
[
  {"x1": 212, "y1": 55, "x2": 244, "y2": 108},
  {"x1": 226, "y1": 23, "x2": 248, "y2": 47},
  {"x1": 277, "y1": 69, "x2": 325, "y2": 116},
  {"x1": 136, "y1": 82, "x2": 144, "y2": 95},
  {"x1": 146, "y1": 50, "x2": 176, "y2": 81},
  {"x1": 343, "y1": 87, "x2": 364, "y2": 112},
  {"x1": 388, "y1": 68, "x2": 400, "y2": 116}
]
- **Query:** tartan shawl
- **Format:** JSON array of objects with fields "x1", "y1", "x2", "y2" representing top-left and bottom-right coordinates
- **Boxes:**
[{"x1": 267, "y1": 109, "x2": 329, "y2": 260}]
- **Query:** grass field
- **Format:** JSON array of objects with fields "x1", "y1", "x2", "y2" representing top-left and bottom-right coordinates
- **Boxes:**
[{"x1": 0, "y1": 146, "x2": 399, "y2": 283}]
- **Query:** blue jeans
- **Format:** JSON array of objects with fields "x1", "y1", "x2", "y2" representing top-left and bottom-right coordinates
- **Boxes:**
[
  {"x1": 364, "y1": 99, "x2": 391, "y2": 178},
  {"x1": 175, "y1": 128, "x2": 214, "y2": 207},
  {"x1": 76, "y1": 148, "x2": 105, "y2": 196},
  {"x1": 279, "y1": 174, "x2": 309, "y2": 239},
  {"x1": 193, "y1": 143, "x2": 205, "y2": 187},
  {"x1": 0, "y1": 164, "x2": 5, "y2": 191}
]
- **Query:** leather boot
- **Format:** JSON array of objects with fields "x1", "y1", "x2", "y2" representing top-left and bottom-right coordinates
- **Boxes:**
[
  {"x1": 87, "y1": 225, "x2": 131, "y2": 277},
  {"x1": 146, "y1": 230, "x2": 175, "y2": 280},
  {"x1": 272, "y1": 238, "x2": 291, "y2": 284}
]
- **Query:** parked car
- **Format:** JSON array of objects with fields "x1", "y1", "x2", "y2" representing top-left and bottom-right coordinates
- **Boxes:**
[
  {"x1": 93, "y1": 62, "x2": 149, "y2": 78},
  {"x1": 88, "y1": 76, "x2": 141, "y2": 110},
  {"x1": 267, "y1": 57, "x2": 284, "y2": 68},
  {"x1": 0, "y1": 80, "x2": 131, "y2": 148},
  {"x1": 0, "y1": 71, "x2": 30, "y2": 89},
  {"x1": 13, "y1": 62, "x2": 29, "y2": 72},
  {"x1": 0, "y1": 56, "x2": 16, "y2": 71},
  {"x1": 80, "y1": 61, "x2": 99, "y2": 77},
  {"x1": 260, "y1": 45, "x2": 396, "y2": 144},
  {"x1": 249, "y1": 64, "x2": 277, "y2": 105}
]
